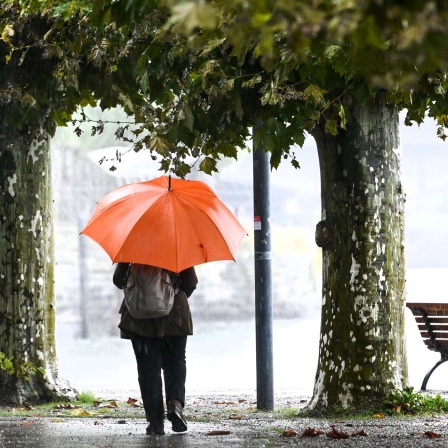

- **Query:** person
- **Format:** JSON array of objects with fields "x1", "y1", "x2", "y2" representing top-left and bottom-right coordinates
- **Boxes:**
[{"x1": 113, "y1": 263, "x2": 198, "y2": 435}]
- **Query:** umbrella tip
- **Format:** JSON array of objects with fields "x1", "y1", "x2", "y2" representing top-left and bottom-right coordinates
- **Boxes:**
[{"x1": 168, "y1": 175, "x2": 171, "y2": 191}]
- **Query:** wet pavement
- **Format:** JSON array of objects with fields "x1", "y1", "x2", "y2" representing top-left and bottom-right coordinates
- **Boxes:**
[
  {"x1": 2, "y1": 414, "x2": 448, "y2": 447},
  {"x1": 2, "y1": 394, "x2": 448, "y2": 448}
]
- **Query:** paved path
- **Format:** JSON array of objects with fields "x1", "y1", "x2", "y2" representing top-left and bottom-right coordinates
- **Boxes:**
[{"x1": 1, "y1": 413, "x2": 448, "y2": 447}]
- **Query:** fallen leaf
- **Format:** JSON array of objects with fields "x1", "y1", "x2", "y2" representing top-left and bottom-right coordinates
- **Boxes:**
[
  {"x1": 302, "y1": 427, "x2": 325, "y2": 437},
  {"x1": 17, "y1": 421, "x2": 38, "y2": 426},
  {"x1": 282, "y1": 428, "x2": 298, "y2": 437},
  {"x1": 54, "y1": 404, "x2": 79, "y2": 410},
  {"x1": 206, "y1": 430, "x2": 231, "y2": 435},
  {"x1": 373, "y1": 412, "x2": 385, "y2": 418},
  {"x1": 352, "y1": 429, "x2": 368, "y2": 436},
  {"x1": 213, "y1": 401, "x2": 235, "y2": 405},
  {"x1": 238, "y1": 399, "x2": 247, "y2": 403},
  {"x1": 229, "y1": 413, "x2": 241, "y2": 420},
  {"x1": 70, "y1": 408, "x2": 97, "y2": 417},
  {"x1": 127, "y1": 398, "x2": 138, "y2": 405},
  {"x1": 326, "y1": 426, "x2": 349, "y2": 439},
  {"x1": 50, "y1": 419, "x2": 65, "y2": 423},
  {"x1": 424, "y1": 431, "x2": 442, "y2": 439},
  {"x1": 300, "y1": 399, "x2": 308, "y2": 403},
  {"x1": 97, "y1": 403, "x2": 118, "y2": 409}
]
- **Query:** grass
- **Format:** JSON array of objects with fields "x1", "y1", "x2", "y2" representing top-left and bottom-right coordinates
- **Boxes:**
[
  {"x1": 76, "y1": 390, "x2": 101, "y2": 404},
  {"x1": 0, "y1": 390, "x2": 146, "y2": 419},
  {"x1": 272, "y1": 407, "x2": 302, "y2": 419}
]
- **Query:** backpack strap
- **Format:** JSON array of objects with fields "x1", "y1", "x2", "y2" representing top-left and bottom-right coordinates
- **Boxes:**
[{"x1": 166, "y1": 270, "x2": 180, "y2": 294}]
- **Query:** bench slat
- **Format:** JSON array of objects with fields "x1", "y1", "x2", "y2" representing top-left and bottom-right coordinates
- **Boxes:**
[
  {"x1": 419, "y1": 331, "x2": 448, "y2": 339},
  {"x1": 407, "y1": 303, "x2": 448, "y2": 316},
  {"x1": 418, "y1": 324, "x2": 448, "y2": 331},
  {"x1": 415, "y1": 315, "x2": 448, "y2": 324},
  {"x1": 407, "y1": 303, "x2": 448, "y2": 355}
]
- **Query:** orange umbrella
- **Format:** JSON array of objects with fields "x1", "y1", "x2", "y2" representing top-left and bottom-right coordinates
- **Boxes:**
[{"x1": 81, "y1": 175, "x2": 247, "y2": 273}]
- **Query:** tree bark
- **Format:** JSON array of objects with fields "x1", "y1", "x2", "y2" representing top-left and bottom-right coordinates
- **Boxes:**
[
  {"x1": 0, "y1": 127, "x2": 76, "y2": 404},
  {"x1": 307, "y1": 93, "x2": 407, "y2": 414}
]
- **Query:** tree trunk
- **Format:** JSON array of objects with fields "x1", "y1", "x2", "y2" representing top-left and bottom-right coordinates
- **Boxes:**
[
  {"x1": 307, "y1": 93, "x2": 407, "y2": 414},
  {"x1": 0, "y1": 127, "x2": 76, "y2": 404}
]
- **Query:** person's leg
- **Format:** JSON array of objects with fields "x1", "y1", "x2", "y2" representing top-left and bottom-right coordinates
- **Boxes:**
[
  {"x1": 163, "y1": 336, "x2": 187, "y2": 404},
  {"x1": 162, "y1": 335, "x2": 188, "y2": 432},
  {"x1": 131, "y1": 336, "x2": 165, "y2": 434}
]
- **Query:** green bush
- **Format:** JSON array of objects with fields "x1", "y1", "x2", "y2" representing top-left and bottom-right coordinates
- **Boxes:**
[{"x1": 383, "y1": 387, "x2": 448, "y2": 415}]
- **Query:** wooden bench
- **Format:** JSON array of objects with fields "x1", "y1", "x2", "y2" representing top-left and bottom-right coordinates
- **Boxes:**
[{"x1": 406, "y1": 302, "x2": 448, "y2": 390}]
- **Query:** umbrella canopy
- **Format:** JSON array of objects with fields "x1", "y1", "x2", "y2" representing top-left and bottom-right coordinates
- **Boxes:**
[{"x1": 81, "y1": 175, "x2": 247, "y2": 273}]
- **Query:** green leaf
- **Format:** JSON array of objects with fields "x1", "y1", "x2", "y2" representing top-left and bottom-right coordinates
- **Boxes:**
[
  {"x1": 21, "y1": 92, "x2": 36, "y2": 108},
  {"x1": 176, "y1": 161, "x2": 192, "y2": 177},
  {"x1": 338, "y1": 103, "x2": 347, "y2": 129},
  {"x1": 261, "y1": 86, "x2": 282, "y2": 106},
  {"x1": 169, "y1": 2, "x2": 218, "y2": 34},
  {"x1": 303, "y1": 85, "x2": 326, "y2": 103},
  {"x1": 270, "y1": 146, "x2": 282, "y2": 169},
  {"x1": 1, "y1": 23, "x2": 14, "y2": 43},
  {"x1": 242, "y1": 75, "x2": 262, "y2": 88},
  {"x1": 200, "y1": 37, "x2": 226, "y2": 57},
  {"x1": 182, "y1": 105, "x2": 194, "y2": 130},
  {"x1": 50, "y1": 109, "x2": 72, "y2": 127},
  {"x1": 325, "y1": 119, "x2": 338, "y2": 135},
  {"x1": 149, "y1": 136, "x2": 172, "y2": 155},
  {"x1": 251, "y1": 12, "x2": 272, "y2": 28},
  {"x1": 199, "y1": 156, "x2": 218, "y2": 174}
]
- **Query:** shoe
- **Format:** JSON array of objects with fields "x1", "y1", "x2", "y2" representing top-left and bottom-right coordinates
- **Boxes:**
[
  {"x1": 146, "y1": 423, "x2": 165, "y2": 435},
  {"x1": 167, "y1": 399, "x2": 188, "y2": 432}
]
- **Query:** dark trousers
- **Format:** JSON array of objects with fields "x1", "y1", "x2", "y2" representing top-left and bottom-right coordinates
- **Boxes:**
[{"x1": 131, "y1": 335, "x2": 187, "y2": 424}]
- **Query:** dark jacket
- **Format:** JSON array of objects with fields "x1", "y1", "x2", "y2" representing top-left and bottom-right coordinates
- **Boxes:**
[{"x1": 113, "y1": 263, "x2": 198, "y2": 338}]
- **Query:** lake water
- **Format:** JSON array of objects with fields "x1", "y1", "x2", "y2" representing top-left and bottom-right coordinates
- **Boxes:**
[{"x1": 56, "y1": 310, "x2": 448, "y2": 399}]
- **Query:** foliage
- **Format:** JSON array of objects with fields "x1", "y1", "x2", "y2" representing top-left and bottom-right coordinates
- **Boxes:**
[
  {"x1": 5, "y1": 1, "x2": 448, "y2": 176},
  {"x1": 0, "y1": 352, "x2": 45, "y2": 380},
  {"x1": 0, "y1": 2, "x2": 144, "y2": 141},
  {"x1": 383, "y1": 387, "x2": 448, "y2": 415},
  {"x1": 0, "y1": 352, "x2": 14, "y2": 376}
]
